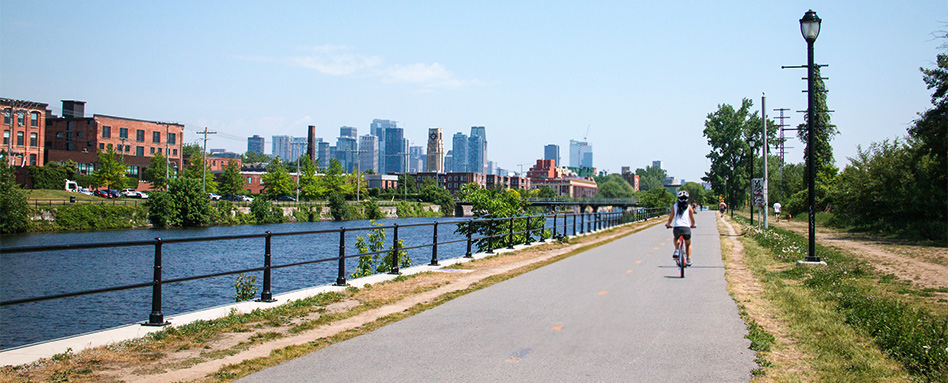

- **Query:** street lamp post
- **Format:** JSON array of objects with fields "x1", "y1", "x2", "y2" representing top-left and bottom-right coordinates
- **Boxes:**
[
  {"x1": 801, "y1": 9, "x2": 821, "y2": 263},
  {"x1": 747, "y1": 136, "x2": 757, "y2": 226}
]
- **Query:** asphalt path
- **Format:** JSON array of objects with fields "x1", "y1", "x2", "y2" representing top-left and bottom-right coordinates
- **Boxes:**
[{"x1": 238, "y1": 212, "x2": 757, "y2": 382}]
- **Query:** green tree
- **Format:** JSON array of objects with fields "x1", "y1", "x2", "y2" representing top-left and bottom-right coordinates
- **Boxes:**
[
  {"x1": 420, "y1": 177, "x2": 455, "y2": 216},
  {"x1": 535, "y1": 185, "x2": 557, "y2": 199},
  {"x1": 261, "y1": 157, "x2": 295, "y2": 198},
  {"x1": 217, "y1": 160, "x2": 244, "y2": 196},
  {"x1": 27, "y1": 161, "x2": 77, "y2": 189},
  {"x1": 169, "y1": 177, "x2": 210, "y2": 226},
  {"x1": 635, "y1": 166, "x2": 667, "y2": 191},
  {"x1": 455, "y1": 184, "x2": 548, "y2": 251},
  {"x1": 635, "y1": 188, "x2": 675, "y2": 209},
  {"x1": 678, "y1": 182, "x2": 706, "y2": 204},
  {"x1": 250, "y1": 197, "x2": 284, "y2": 224},
  {"x1": 143, "y1": 152, "x2": 170, "y2": 190},
  {"x1": 181, "y1": 151, "x2": 218, "y2": 193},
  {"x1": 0, "y1": 161, "x2": 31, "y2": 233},
  {"x1": 94, "y1": 146, "x2": 127, "y2": 190},
  {"x1": 242, "y1": 150, "x2": 271, "y2": 164},
  {"x1": 322, "y1": 159, "x2": 353, "y2": 197},
  {"x1": 327, "y1": 190, "x2": 349, "y2": 221},
  {"x1": 145, "y1": 190, "x2": 178, "y2": 228},
  {"x1": 797, "y1": 65, "x2": 839, "y2": 174},
  {"x1": 595, "y1": 174, "x2": 634, "y2": 199},
  {"x1": 297, "y1": 155, "x2": 324, "y2": 200}
]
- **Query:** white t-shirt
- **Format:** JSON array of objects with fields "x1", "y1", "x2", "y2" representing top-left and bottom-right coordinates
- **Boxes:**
[
  {"x1": 672, "y1": 203, "x2": 692, "y2": 227},
  {"x1": 773, "y1": 202, "x2": 782, "y2": 213}
]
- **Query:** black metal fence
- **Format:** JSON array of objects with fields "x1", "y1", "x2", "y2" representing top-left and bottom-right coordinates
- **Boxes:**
[{"x1": 0, "y1": 208, "x2": 664, "y2": 326}]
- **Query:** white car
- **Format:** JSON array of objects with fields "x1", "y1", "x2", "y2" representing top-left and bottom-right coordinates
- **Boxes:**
[
  {"x1": 136, "y1": 191, "x2": 148, "y2": 199},
  {"x1": 78, "y1": 187, "x2": 93, "y2": 195},
  {"x1": 122, "y1": 189, "x2": 139, "y2": 198}
]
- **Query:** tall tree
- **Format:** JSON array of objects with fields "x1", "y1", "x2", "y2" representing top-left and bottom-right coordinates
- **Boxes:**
[
  {"x1": 298, "y1": 155, "x2": 324, "y2": 200},
  {"x1": 94, "y1": 146, "x2": 127, "y2": 190},
  {"x1": 635, "y1": 166, "x2": 667, "y2": 191},
  {"x1": 143, "y1": 152, "x2": 170, "y2": 190},
  {"x1": 242, "y1": 150, "x2": 271, "y2": 164},
  {"x1": 797, "y1": 66, "x2": 838, "y2": 172},
  {"x1": 181, "y1": 151, "x2": 218, "y2": 193},
  {"x1": 261, "y1": 157, "x2": 295, "y2": 198},
  {"x1": 217, "y1": 160, "x2": 244, "y2": 196},
  {"x1": 702, "y1": 98, "x2": 776, "y2": 208}
]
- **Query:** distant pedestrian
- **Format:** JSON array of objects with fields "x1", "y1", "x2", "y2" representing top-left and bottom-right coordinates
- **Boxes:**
[
  {"x1": 719, "y1": 200, "x2": 727, "y2": 217},
  {"x1": 773, "y1": 202, "x2": 782, "y2": 222}
]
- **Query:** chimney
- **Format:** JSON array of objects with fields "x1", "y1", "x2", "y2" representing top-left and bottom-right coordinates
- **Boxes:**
[
  {"x1": 307, "y1": 125, "x2": 316, "y2": 162},
  {"x1": 62, "y1": 100, "x2": 85, "y2": 119}
]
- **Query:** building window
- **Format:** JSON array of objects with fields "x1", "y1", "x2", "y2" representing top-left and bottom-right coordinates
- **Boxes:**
[
  {"x1": 29, "y1": 154, "x2": 36, "y2": 166},
  {"x1": 56, "y1": 132, "x2": 63, "y2": 138},
  {"x1": 172, "y1": 149, "x2": 177, "y2": 156},
  {"x1": 30, "y1": 112, "x2": 39, "y2": 127},
  {"x1": 99, "y1": 143, "x2": 105, "y2": 150},
  {"x1": 67, "y1": 121, "x2": 74, "y2": 130},
  {"x1": 30, "y1": 133, "x2": 37, "y2": 147},
  {"x1": 2, "y1": 111, "x2": 9, "y2": 125},
  {"x1": 150, "y1": 147, "x2": 155, "y2": 154},
  {"x1": 167, "y1": 132, "x2": 176, "y2": 145},
  {"x1": 153, "y1": 131, "x2": 160, "y2": 143},
  {"x1": 77, "y1": 131, "x2": 83, "y2": 138},
  {"x1": 2, "y1": 130, "x2": 8, "y2": 145},
  {"x1": 125, "y1": 145, "x2": 130, "y2": 152},
  {"x1": 102, "y1": 126, "x2": 111, "y2": 138},
  {"x1": 136, "y1": 129, "x2": 145, "y2": 142},
  {"x1": 246, "y1": 177, "x2": 252, "y2": 184},
  {"x1": 17, "y1": 112, "x2": 24, "y2": 126},
  {"x1": 16, "y1": 131, "x2": 24, "y2": 146},
  {"x1": 136, "y1": 146, "x2": 144, "y2": 156},
  {"x1": 119, "y1": 128, "x2": 128, "y2": 139}
]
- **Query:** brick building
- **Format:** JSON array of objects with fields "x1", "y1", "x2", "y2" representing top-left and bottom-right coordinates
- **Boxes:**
[
  {"x1": 1, "y1": 98, "x2": 48, "y2": 167},
  {"x1": 414, "y1": 172, "x2": 488, "y2": 195},
  {"x1": 45, "y1": 101, "x2": 184, "y2": 179},
  {"x1": 532, "y1": 178, "x2": 599, "y2": 199}
]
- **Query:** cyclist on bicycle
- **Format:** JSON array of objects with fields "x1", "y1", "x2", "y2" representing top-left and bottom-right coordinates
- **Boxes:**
[{"x1": 666, "y1": 191, "x2": 697, "y2": 266}]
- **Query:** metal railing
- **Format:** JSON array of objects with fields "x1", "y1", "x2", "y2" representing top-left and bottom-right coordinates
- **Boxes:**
[{"x1": 0, "y1": 208, "x2": 665, "y2": 326}]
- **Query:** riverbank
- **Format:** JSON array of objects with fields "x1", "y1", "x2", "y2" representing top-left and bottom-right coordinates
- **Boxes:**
[{"x1": 0, "y1": 216, "x2": 663, "y2": 382}]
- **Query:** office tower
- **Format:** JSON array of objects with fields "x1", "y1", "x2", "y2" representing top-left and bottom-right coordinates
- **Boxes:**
[
  {"x1": 409, "y1": 145, "x2": 424, "y2": 173},
  {"x1": 316, "y1": 141, "x2": 330, "y2": 170},
  {"x1": 272, "y1": 135, "x2": 293, "y2": 161},
  {"x1": 358, "y1": 134, "x2": 379, "y2": 173},
  {"x1": 371, "y1": 119, "x2": 396, "y2": 172},
  {"x1": 444, "y1": 150, "x2": 454, "y2": 173},
  {"x1": 652, "y1": 160, "x2": 663, "y2": 170},
  {"x1": 340, "y1": 126, "x2": 357, "y2": 139},
  {"x1": 569, "y1": 139, "x2": 593, "y2": 168},
  {"x1": 469, "y1": 126, "x2": 487, "y2": 174},
  {"x1": 384, "y1": 126, "x2": 405, "y2": 174},
  {"x1": 544, "y1": 144, "x2": 560, "y2": 167},
  {"x1": 291, "y1": 137, "x2": 308, "y2": 162},
  {"x1": 426, "y1": 128, "x2": 444, "y2": 172},
  {"x1": 621, "y1": 166, "x2": 631, "y2": 174},
  {"x1": 247, "y1": 135, "x2": 265, "y2": 155},
  {"x1": 452, "y1": 132, "x2": 469, "y2": 172}
]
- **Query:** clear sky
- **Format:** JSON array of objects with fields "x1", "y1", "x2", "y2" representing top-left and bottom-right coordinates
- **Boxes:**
[{"x1": 2, "y1": 1, "x2": 944, "y2": 183}]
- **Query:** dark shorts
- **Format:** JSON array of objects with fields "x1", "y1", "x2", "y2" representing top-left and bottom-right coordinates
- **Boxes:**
[{"x1": 673, "y1": 227, "x2": 692, "y2": 240}]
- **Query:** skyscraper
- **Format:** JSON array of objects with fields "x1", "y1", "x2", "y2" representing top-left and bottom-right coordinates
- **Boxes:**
[
  {"x1": 371, "y1": 119, "x2": 396, "y2": 172},
  {"x1": 340, "y1": 126, "x2": 357, "y2": 139},
  {"x1": 316, "y1": 141, "x2": 330, "y2": 170},
  {"x1": 452, "y1": 132, "x2": 469, "y2": 172},
  {"x1": 291, "y1": 137, "x2": 308, "y2": 162},
  {"x1": 247, "y1": 135, "x2": 265, "y2": 155},
  {"x1": 426, "y1": 128, "x2": 444, "y2": 173},
  {"x1": 409, "y1": 145, "x2": 424, "y2": 173},
  {"x1": 384, "y1": 126, "x2": 405, "y2": 174},
  {"x1": 272, "y1": 135, "x2": 293, "y2": 161},
  {"x1": 336, "y1": 135, "x2": 358, "y2": 172},
  {"x1": 569, "y1": 139, "x2": 593, "y2": 168},
  {"x1": 359, "y1": 134, "x2": 379, "y2": 173},
  {"x1": 652, "y1": 160, "x2": 663, "y2": 170},
  {"x1": 469, "y1": 126, "x2": 487, "y2": 174},
  {"x1": 544, "y1": 144, "x2": 560, "y2": 167}
]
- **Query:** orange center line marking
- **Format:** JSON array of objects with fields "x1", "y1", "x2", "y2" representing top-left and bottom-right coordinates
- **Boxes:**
[
  {"x1": 626, "y1": 269, "x2": 633, "y2": 273},
  {"x1": 598, "y1": 290, "x2": 608, "y2": 295},
  {"x1": 635, "y1": 260, "x2": 642, "y2": 264},
  {"x1": 552, "y1": 325, "x2": 564, "y2": 330}
]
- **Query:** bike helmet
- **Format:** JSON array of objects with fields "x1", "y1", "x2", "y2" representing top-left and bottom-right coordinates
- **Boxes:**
[{"x1": 677, "y1": 190, "x2": 690, "y2": 201}]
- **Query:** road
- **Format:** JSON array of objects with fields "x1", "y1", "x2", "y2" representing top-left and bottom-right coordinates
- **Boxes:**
[{"x1": 238, "y1": 212, "x2": 757, "y2": 382}]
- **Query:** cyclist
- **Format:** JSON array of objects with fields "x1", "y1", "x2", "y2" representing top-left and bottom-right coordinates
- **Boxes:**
[{"x1": 666, "y1": 191, "x2": 697, "y2": 266}]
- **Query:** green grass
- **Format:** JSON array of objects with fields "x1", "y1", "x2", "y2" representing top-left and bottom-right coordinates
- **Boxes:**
[{"x1": 738, "y1": 215, "x2": 947, "y2": 382}]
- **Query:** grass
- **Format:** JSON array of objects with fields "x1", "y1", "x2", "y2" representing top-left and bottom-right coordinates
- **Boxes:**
[{"x1": 730, "y1": 214, "x2": 946, "y2": 382}]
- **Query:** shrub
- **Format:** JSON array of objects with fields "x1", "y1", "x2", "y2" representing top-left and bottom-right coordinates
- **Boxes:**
[
  {"x1": 0, "y1": 162, "x2": 31, "y2": 233},
  {"x1": 250, "y1": 197, "x2": 284, "y2": 224},
  {"x1": 328, "y1": 191, "x2": 348, "y2": 221},
  {"x1": 146, "y1": 191, "x2": 178, "y2": 228}
]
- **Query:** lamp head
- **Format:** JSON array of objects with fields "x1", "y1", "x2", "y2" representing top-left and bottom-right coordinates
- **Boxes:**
[{"x1": 800, "y1": 9, "x2": 821, "y2": 43}]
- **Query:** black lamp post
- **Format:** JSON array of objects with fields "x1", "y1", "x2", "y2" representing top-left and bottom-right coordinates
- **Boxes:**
[
  {"x1": 801, "y1": 9, "x2": 821, "y2": 262},
  {"x1": 747, "y1": 136, "x2": 756, "y2": 226}
]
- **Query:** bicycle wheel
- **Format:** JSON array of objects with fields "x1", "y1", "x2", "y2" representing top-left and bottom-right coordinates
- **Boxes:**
[{"x1": 679, "y1": 244, "x2": 686, "y2": 278}]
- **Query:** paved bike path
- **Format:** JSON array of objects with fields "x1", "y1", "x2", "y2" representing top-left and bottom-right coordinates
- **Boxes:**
[{"x1": 238, "y1": 212, "x2": 756, "y2": 382}]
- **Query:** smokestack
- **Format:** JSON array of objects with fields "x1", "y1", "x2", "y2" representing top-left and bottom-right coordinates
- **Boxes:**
[
  {"x1": 62, "y1": 100, "x2": 85, "y2": 119},
  {"x1": 308, "y1": 125, "x2": 316, "y2": 162}
]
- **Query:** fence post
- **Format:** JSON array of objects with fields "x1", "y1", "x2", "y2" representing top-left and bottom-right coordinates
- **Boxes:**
[
  {"x1": 507, "y1": 217, "x2": 515, "y2": 249},
  {"x1": 143, "y1": 238, "x2": 169, "y2": 326},
  {"x1": 334, "y1": 228, "x2": 348, "y2": 286},
  {"x1": 389, "y1": 224, "x2": 401, "y2": 274},
  {"x1": 430, "y1": 221, "x2": 439, "y2": 266},
  {"x1": 561, "y1": 214, "x2": 568, "y2": 239},
  {"x1": 572, "y1": 213, "x2": 577, "y2": 236},
  {"x1": 552, "y1": 213, "x2": 558, "y2": 239},
  {"x1": 258, "y1": 232, "x2": 276, "y2": 302},
  {"x1": 464, "y1": 219, "x2": 473, "y2": 258},
  {"x1": 525, "y1": 216, "x2": 532, "y2": 245},
  {"x1": 486, "y1": 219, "x2": 495, "y2": 254}
]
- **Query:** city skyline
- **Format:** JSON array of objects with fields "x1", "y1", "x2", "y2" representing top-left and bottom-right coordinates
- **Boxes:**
[{"x1": 2, "y1": 2, "x2": 943, "y2": 183}]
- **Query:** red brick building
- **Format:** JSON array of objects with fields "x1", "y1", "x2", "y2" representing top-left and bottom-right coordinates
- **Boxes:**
[
  {"x1": 414, "y1": 172, "x2": 488, "y2": 194},
  {"x1": 532, "y1": 178, "x2": 599, "y2": 199},
  {"x1": 45, "y1": 101, "x2": 184, "y2": 179},
  {"x1": 1, "y1": 98, "x2": 48, "y2": 167}
]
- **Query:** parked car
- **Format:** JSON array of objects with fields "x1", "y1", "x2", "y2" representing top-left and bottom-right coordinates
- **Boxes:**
[
  {"x1": 122, "y1": 189, "x2": 140, "y2": 198},
  {"x1": 208, "y1": 193, "x2": 221, "y2": 201},
  {"x1": 93, "y1": 190, "x2": 110, "y2": 198},
  {"x1": 222, "y1": 194, "x2": 253, "y2": 202},
  {"x1": 136, "y1": 191, "x2": 148, "y2": 199},
  {"x1": 276, "y1": 195, "x2": 297, "y2": 202},
  {"x1": 78, "y1": 187, "x2": 93, "y2": 195},
  {"x1": 107, "y1": 190, "x2": 121, "y2": 199}
]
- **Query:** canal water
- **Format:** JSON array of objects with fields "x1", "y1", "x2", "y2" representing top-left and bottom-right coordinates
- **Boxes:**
[{"x1": 2, "y1": 217, "x2": 553, "y2": 350}]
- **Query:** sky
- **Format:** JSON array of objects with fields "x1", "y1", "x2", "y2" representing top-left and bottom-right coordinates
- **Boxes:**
[{"x1": 2, "y1": 1, "x2": 945, "y2": 183}]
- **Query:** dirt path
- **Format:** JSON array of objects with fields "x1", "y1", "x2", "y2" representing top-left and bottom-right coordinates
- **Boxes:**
[{"x1": 771, "y1": 220, "x2": 948, "y2": 291}]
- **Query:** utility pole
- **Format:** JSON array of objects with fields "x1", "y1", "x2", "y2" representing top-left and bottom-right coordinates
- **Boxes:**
[
  {"x1": 398, "y1": 148, "x2": 410, "y2": 201},
  {"x1": 348, "y1": 149, "x2": 366, "y2": 202},
  {"x1": 762, "y1": 94, "x2": 769, "y2": 229},
  {"x1": 199, "y1": 127, "x2": 217, "y2": 194},
  {"x1": 773, "y1": 108, "x2": 792, "y2": 203}
]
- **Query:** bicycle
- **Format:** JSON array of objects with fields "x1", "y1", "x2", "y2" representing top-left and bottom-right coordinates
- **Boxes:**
[{"x1": 669, "y1": 227, "x2": 688, "y2": 278}]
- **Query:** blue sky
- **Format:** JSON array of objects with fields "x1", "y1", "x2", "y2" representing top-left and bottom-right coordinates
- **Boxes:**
[{"x1": 2, "y1": 1, "x2": 944, "y2": 183}]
